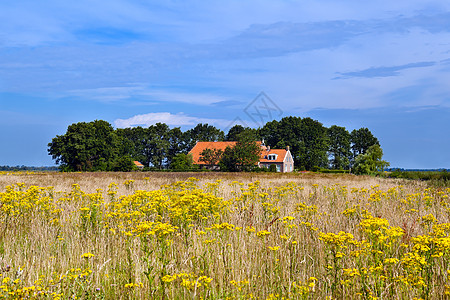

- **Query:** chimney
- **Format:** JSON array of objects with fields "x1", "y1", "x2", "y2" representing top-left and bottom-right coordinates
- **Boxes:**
[
  {"x1": 267, "y1": 145, "x2": 270, "y2": 152},
  {"x1": 286, "y1": 145, "x2": 290, "y2": 151}
]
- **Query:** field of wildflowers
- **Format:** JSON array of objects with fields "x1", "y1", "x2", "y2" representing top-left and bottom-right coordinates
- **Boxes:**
[{"x1": 0, "y1": 171, "x2": 449, "y2": 299}]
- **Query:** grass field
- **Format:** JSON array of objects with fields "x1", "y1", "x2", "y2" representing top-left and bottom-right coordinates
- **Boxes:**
[{"x1": 0, "y1": 171, "x2": 449, "y2": 299}]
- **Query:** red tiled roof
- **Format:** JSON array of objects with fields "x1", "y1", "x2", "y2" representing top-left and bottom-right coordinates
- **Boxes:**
[
  {"x1": 188, "y1": 141, "x2": 288, "y2": 165},
  {"x1": 133, "y1": 161, "x2": 144, "y2": 167},
  {"x1": 189, "y1": 141, "x2": 237, "y2": 165},
  {"x1": 259, "y1": 149, "x2": 288, "y2": 163}
]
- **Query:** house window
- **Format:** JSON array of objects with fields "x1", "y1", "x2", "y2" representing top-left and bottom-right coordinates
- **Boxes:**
[{"x1": 268, "y1": 154, "x2": 278, "y2": 160}]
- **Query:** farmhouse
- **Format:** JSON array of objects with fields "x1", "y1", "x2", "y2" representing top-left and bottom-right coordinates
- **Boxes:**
[
  {"x1": 188, "y1": 141, "x2": 294, "y2": 172},
  {"x1": 259, "y1": 145, "x2": 294, "y2": 173}
]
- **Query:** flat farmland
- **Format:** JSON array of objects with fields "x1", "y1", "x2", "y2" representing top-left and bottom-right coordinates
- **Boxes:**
[{"x1": 0, "y1": 172, "x2": 449, "y2": 299}]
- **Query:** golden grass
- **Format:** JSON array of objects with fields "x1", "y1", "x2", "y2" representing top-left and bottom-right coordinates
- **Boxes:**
[{"x1": 0, "y1": 171, "x2": 448, "y2": 299}]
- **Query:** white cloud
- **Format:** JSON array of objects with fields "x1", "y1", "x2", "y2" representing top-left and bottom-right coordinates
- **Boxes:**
[{"x1": 114, "y1": 112, "x2": 231, "y2": 128}]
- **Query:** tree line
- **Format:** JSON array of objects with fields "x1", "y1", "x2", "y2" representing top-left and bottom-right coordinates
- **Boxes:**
[
  {"x1": 48, "y1": 117, "x2": 385, "y2": 172},
  {"x1": 0, "y1": 166, "x2": 59, "y2": 172}
]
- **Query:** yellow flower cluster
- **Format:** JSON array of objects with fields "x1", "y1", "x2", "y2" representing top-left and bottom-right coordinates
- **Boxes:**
[{"x1": 161, "y1": 272, "x2": 213, "y2": 290}]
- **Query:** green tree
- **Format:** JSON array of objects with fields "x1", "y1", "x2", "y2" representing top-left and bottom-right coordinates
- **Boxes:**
[
  {"x1": 234, "y1": 132, "x2": 261, "y2": 171},
  {"x1": 115, "y1": 126, "x2": 150, "y2": 166},
  {"x1": 219, "y1": 131, "x2": 261, "y2": 172},
  {"x1": 111, "y1": 155, "x2": 136, "y2": 172},
  {"x1": 48, "y1": 120, "x2": 119, "y2": 171},
  {"x1": 298, "y1": 117, "x2": 329, "y2": 170},
  {"x1": 184, "y1": 123, "x2": 225, "y2": 150},
  {"x1": 350, "y1": 128, "x2": 379, "y2": 159},
  {"x1": 226, "y1": 125, "x2": 245, "y2": 141},
  {"x1": 116, "y1": 124, "x2": 172, "y2": 169},
  {"x1": 170, "y1": 153, "x2": 195, "y2": 170},
  {"x1": 226, "y1": 125, "x2": 259, "y2": 141},
  {"x1": 218, "y1": 146, "x2": 238, "y2": 172},
  {"x1": 147, "y1": 123, "x2": 170, "y2": 169},
  {"x1": 259, "y1": 119, "x2": 282, "y2": 152},
  {"x1": 167, "y1": 127, "x2": 186, "y2": 166},
  {"x1": 199, "y1": 148, "x2": 224, "y2": 166},
  {"x1": 259, "y1": 116, "x2": 328, "y2": 170},
  {"x1": 328, "y1": 125, "x2": 351, "y2": 169},
  {"x1": 352, "y1": 144, "x2": 390, "y2": 175},
  {"x1": 272, "y1": 116, "x2": 303, "y2": 161}
]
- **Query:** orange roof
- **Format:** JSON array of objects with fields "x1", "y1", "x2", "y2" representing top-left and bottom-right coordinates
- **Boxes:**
[
  {"x1": 133, "y1": 161, "x2": 144, "y2": 167},
  {"x1": 189, "y1": 141, "x2": 237, "y2": 165},
  {"x1": 259, "y1": 149, "x2": 288, "y2": 163},
  {"x1": 189, "y1": 141, "x2": 289, "y2": 165}
]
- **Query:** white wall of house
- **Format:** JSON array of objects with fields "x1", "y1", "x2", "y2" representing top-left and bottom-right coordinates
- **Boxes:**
[{"x1": 283, "y1": 150, "x2": 294, "y2": 173}]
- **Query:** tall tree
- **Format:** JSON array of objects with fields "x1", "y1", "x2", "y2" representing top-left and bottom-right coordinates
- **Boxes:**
[
  {"x1": 116, "y1": 126, "x2": 152, "y2": 167},
  {"x1": 184, "y1": 123, "x2": 225, "y2": 150},
  {"x1": 352, "y1": 144, "x2": 389, "y2": 175},
  {"x1": 48, "y1": 120, "x2": 119, "y2": 171},
  {"x1": 273, "y1": 116, "x2": 303, "y2": 162},
  {"x1": 166, "y1": 127, "x2": 186, "y2": 167},
  {"x1": 226, "y1": 125, "x2": 245, "y2": 141},
  {"x1": 226, "y1": 125, "x2": 259, "y2": 141},
  {"x1": 260, "y1": 116, "x2": 329, "y2": 170},
  {"x1": 170, "y1": 153, "x2": 195, "y2": 170},
  {"x1": 233, "y1": 131, "x2": 261, "y2": 171},
  {"x1": 259, "y1": 119, "x2": 281, "y2": 151},
  {"x1": 219, "y1": 131, "x2": 261, "y2": 171},
  {"x1": 147, "y1": 123, "x2": 170, "y2": 169},
  {"x1": 116, "y1": 127, "x2": 145, "y2": 163},
  {"x1": 328, "y1": 125, "x2": 352, "y2": 169},
  {"x1": 298, "y1": 117, "x2": 329, "y2": 170},
  {"x1": 350, "y1": 128, "x2": 379, "y2": 159},
  {"x1": 200, "y1": 148, "x2": 224, "y2": 166},
  {"x1": 218, "y1": 146, "x2": 238, "y2": 172}
]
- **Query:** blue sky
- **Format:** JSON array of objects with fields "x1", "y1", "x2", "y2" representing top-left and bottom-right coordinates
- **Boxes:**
[{"x1": 1, "y1": 1, "x2": 449, "y2": 168}]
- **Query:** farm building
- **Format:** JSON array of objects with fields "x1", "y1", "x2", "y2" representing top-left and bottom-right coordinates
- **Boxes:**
[
  {"x1": 188, "y1": 141, "x2": 294, "y2": 172},
  {"x1": 259, "y1": 145, "x2": 294, "y2": 173},
  {"x1": 133, "y1": 161, "x2": 144, "y2": 169}
]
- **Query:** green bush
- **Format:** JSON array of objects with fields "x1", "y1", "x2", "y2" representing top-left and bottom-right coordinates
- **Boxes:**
[
  {"x1": 252, "y1": 167, "x2": 269, "y2": 173},
  {"x1": 311, "y1": 166, "x2": 321, "y2": 172},
  {"x1": 268, "y1": 165, "x2": 278, "y2": 172},
  {"x1": 389, "y1": 170, "x2": 450, "y2": 182},
  {"x1": 111, "y1": 156, "x2": 136, "y2": 172},
  {"x1": 319, "y1": 169, "x2": 349, "y2": 174}
]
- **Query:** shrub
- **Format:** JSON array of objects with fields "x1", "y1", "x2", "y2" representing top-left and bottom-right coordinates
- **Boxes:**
[{"x1": 268, "y1": 164, "x2": 277, "y2": 172}]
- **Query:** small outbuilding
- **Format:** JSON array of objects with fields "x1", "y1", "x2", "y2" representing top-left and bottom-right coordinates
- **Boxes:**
[{"x1": 133, "y1": 161, "x2": 144, "y2": 169}]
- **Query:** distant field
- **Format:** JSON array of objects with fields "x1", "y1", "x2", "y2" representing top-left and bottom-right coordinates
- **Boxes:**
[
  {"x1": 386, "y1": 170, "x2": 450, "y2": 183},
  {"x1": 0, "y1": 172, "x2": 449, "y2": 299}
]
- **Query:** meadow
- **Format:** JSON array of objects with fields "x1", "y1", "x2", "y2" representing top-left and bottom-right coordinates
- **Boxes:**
[{"x1": 0, "y1": 171, "x2": 449, "y2": 299}]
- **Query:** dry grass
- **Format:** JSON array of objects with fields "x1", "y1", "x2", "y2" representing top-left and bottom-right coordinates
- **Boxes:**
[
  {"x1": 0, "y1": 171, "x2": 405, "y2": 194},
  {"x1": 0, "y1": 171, "x2": 448, "y2": 299}
]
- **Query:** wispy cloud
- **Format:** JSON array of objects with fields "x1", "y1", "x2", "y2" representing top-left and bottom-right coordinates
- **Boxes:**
[
  {"x1": 200, "y1": 12, "x2": 450, "y2": 59},
  {"x1": 114, "y1": 112, "x2": 231, "y2": 128},
  {"x1": 73, "y1": 27, "x2": 147, "y2": 45},
  {"x1": 67, "y1": 86, "x2": 149, "y2": 102},
  {"x1": 335, "y1": 61, "x2": 436, "y2": 79},
  {"x1": 211, "y1": 100, "x2": 243, "y2": 107},
  {"x1": 64, "y1": 86, "x2": 229, "y2": 106}
]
